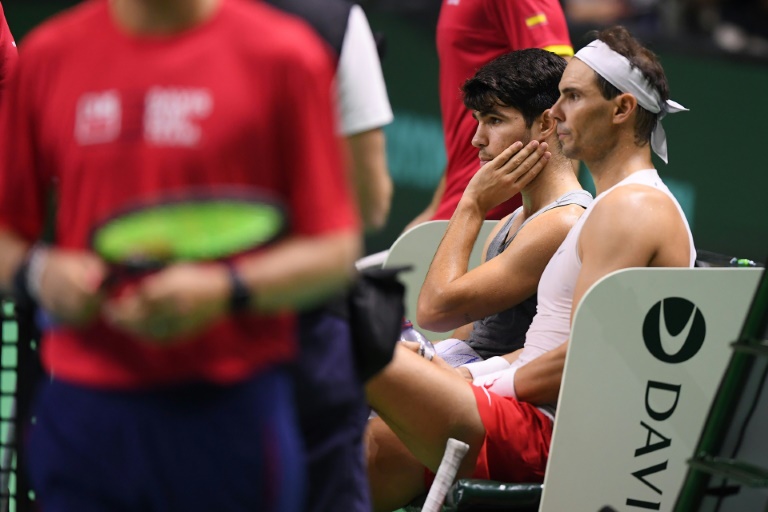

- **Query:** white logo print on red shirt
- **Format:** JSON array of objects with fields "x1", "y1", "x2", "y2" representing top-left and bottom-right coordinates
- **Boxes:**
[
  {"x1": 75, "y1": 90, "x2": 122, "y2": 145},
  {"x1": 75, "y1": 87, "x2": 213, "y2": 147},
  {"x1": 144, "y1": 87, "x2": 212, "y2": 147}
]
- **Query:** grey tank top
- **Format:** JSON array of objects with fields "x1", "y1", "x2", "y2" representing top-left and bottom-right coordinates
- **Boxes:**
[{"x1": 467, "y1": 190, "x2": 593, "y2": 359}]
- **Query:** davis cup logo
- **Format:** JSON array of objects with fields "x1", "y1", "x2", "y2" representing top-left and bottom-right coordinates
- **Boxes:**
[
  {"x1": 642, "y1": 297, "x2": 706, "y2": 364},
  {"x1": 622, "y1": 298, "x2": 708, "y2": 509}
]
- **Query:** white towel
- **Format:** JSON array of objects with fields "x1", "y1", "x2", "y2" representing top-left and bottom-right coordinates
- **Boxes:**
[{"x1": 435, "y1": 338, "x2": 482, "y2": 367}]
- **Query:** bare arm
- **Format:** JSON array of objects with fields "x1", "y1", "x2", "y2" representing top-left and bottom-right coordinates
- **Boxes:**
[
  {"x1": 333, "y1": 6, "x2": 393, "y2": 232},
  {"x1": 417, "y1": 141, "x2": 555, "y2": 332},
  {"x1": 514, "y1": 342, "x2": 568, "y2": 404},
  {"x1": 238, "y1": 230, "x2": 361, "y2": 312},
  {"x1": 348, "y1": 127, "x2": 392, "y2": 232}
]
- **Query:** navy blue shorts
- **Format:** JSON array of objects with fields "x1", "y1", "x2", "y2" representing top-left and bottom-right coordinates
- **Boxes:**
[
  {"x1": 26, "y1": 368, "x2": 303, "y2": 512},
  {"x1": 295, "y1": 309, "x2": 371, "y2": 512}
]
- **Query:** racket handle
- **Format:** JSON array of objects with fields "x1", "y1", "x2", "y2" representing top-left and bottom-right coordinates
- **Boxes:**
[{"x1": 422, "y1": 438, "x2": 470, "y2": 512}]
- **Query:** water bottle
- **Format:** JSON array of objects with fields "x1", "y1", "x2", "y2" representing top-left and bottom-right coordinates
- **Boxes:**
[
  {"x1": 400, "y1": 318, "x2": 436, "y2": 361},
  {"x1": 729, "y1": 257, "x2": 757, "y2": 267}
]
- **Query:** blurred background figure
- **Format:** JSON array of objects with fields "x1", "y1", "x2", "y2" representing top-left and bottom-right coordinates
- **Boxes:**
[
  {"x1": 262, "y1": 1, "x2": 394, "y2": 511},
  {"x1": 0, "y1": 1, "x2": 360, "y2": 512},
  {"x1": 266, "y1": 0, "x2": 393, "y2": 233},
  {"x1": 564, "y1": 0, "x2": 662, "y2": 30},
  {"x1": 710, "y1": 0, "x2": 768, "y2": 57}
]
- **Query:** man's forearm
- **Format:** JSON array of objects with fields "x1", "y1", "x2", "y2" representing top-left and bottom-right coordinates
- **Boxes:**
[
  {"x1": 348, "y1": 128, "x2": 392, "y2": 232},
  {"x1": 237, "y1": 230, "x2": 361, "y2": 313},
  {"x1": 514, "y1": 342, "x2": 568, "y2": 405}
]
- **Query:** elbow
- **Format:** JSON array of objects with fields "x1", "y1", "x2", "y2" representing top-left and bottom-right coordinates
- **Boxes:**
[
  {"x1": 416, "y1": 292, "x2": 457, "y2": 333},
  {"x1": 418, "y1": 315, "x2": 459, "y2": 334},
  {"x1": 415, "y1": 300, "x2": 435, "y2": 331}
]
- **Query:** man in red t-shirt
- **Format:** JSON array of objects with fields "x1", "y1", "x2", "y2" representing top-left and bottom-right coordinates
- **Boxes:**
[
  {"x1": 406, "y1": 0, "x2": 573, "y2": 229},
  {"x1": 0, "y1": 0, "x2": 360, "y2": 511}
]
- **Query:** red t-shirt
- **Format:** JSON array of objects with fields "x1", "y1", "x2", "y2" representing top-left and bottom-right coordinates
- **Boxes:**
[
  {"x1": 0, "y1": 2, "x2": 18, "y2": 100},
  {"x1": 0, "y1": 0, "x2": 358, "y2": 388},
  {"x1": 434, "y1": 0, "x2": 573, "y2": 220}
]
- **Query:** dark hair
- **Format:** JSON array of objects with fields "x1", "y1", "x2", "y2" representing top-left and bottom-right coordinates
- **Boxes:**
[
  {"x1": 462, "y1": 49, "x2": 567, "y2": 128},
  {"x1": 591, "y1": 26, "x2": 670, "y2": 145}
]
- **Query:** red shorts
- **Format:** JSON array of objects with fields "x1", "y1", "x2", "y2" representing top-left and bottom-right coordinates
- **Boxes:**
[{"x1": 426, "y1": 384, "x2": 553, "y2": 486}]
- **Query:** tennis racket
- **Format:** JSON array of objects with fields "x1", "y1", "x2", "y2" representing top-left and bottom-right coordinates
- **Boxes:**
[
  {"x1": 90, "y1": 186, "x2": 288, "y2": 288},
  {"x1": 422, "y1": 438, "x2": 470, "y2": 512}
]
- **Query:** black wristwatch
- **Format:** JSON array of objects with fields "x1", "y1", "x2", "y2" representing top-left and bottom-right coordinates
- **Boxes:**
[{"x1": 226, "y1": 264, "x2": 251, "y2": 313}]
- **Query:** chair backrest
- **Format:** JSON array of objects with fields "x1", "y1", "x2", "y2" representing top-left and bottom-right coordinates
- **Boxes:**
[
  {"x1": 382, "y1": 220, "x2": 498, "y2": 341},
  {"x1": 539, "y1": 267, "x2": 763, "y2": 512}
]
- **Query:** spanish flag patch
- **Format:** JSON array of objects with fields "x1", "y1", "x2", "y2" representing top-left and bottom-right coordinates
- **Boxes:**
[{"x1": 525, "y1": 13, "x2": 548, "y2": 27}]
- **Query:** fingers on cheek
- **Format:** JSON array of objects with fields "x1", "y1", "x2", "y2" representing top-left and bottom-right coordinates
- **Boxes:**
[{"x1": 500, "y1": 157, "x2": 522, "y2": 174}]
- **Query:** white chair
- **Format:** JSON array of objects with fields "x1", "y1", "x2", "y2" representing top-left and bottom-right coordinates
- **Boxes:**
[
  {"x1": 540, "y1": 267, "x2": 763, "y2": 511},
  {"x1": 382, "y1": 220, "x2": 498, "y2": 341}
]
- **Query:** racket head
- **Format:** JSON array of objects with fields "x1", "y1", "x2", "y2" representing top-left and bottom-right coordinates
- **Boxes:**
[{"x1": 90, "y1": 187, "x2": 288, "y2": 269}]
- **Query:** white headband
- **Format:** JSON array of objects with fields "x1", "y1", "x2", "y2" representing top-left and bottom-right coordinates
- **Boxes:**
[{"x1": 574, "y1": 39, "x2": 688, "y2": 163}]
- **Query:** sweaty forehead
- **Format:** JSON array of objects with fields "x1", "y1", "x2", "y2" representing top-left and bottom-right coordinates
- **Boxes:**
[{"x1": 559, "y1": 58, "x2": 598, "y2": 91}]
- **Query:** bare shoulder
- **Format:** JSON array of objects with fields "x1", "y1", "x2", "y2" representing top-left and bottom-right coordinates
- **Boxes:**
[
  {"x1": 521, "y1": 202, "x2": 587, "y2": 241},
  {"x1": 504, "y1": 202, "x2": 586, "y2": 259},
  {"x1": 600, "y1": 184, "x2": 680, "y2": 213},
  {"x1": 582, "y1": 184, "x2": 690, "y2": 267},
  {"x1": 545, "y1": 202, "x2": 589, "y2": 231},
  {"x1": 592, "y1": 184, "x2": 680, "y2": 226}
]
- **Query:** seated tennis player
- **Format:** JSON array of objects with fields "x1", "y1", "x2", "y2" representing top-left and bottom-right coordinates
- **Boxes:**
[
  {"x1": 365, "y1": 26, "x2": 696, "y2": 512},
  {"x1": 414, "y1": 49, "x2": 591, "y2": 366}
]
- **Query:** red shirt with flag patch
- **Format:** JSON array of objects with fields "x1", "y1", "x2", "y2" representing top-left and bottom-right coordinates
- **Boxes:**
[{"x1": 434, "y1": 0, "x2": 573, "y2": 220}]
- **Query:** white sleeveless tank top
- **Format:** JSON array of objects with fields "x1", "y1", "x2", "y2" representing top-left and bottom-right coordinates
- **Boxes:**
[{"x1": 495, "y1": 169, "x2": 696, "y2": 417}]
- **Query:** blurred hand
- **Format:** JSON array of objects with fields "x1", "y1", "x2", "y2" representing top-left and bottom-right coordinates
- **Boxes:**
[
  {"x1": 37, "y1": 249, "x2": 107, "y2": 326},
  {"x1": 103, "y1": 263, "x2": 230, "y2": 345},
  {"x1": 463, "y1": 140, "x2": 550, "y2": 213}
]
